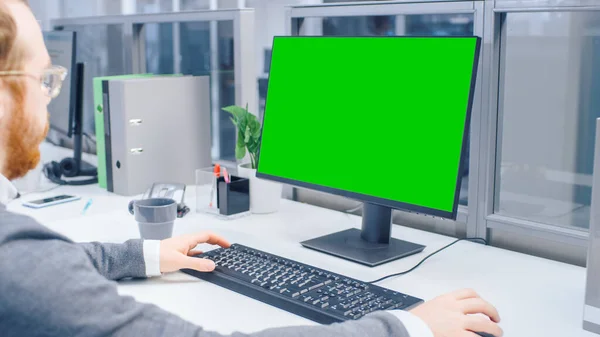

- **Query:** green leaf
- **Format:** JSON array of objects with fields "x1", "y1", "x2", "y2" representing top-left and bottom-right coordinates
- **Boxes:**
[
  {"x1": 237, "y1": 114, "x2": 248, "y2": 135},
  {"x1": 252, "y1": 124, "x2": 261, "y2": 139},
  {"x1": 222, "y1": 105, "x2": 247, "y2": 121},
  {"x1": 235, "y1": 134, "x2": 246, "y2": 160},
  {"x1": 222, "y1": 104, "x2": 263, "y2": 161},
  {"x1": 251, "y1": 119, "x2": 261, "y2": 139},
  {"x1": 237, "y1": 130, "x2": 244, "y2": 143},
  {"x1": 247, "y1": 142, "x2": 259, "y2": 155},
  {"x1": 244, "y1": 125, "x2": 251, "y2": 144},
  {"x1": 235, "y1": 143, "x2": 247, "y2": 160}
]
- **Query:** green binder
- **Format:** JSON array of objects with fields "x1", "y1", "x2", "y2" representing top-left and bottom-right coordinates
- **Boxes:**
[{"x1": 94, "y1": 74, "x2": 153, "y2": 188}]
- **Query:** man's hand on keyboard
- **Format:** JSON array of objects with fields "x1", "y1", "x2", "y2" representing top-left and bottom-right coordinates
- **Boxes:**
[
  {"x1": 410, "y1": 288, "x2": 503, "y2": 337},
  {"x1": 159, "y1": 232, "x2": 231, "y2": 273}
]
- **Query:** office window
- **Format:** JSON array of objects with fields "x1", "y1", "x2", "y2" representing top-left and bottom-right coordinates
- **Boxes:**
[
  {"x1": 145, "y1": 23, "x2": 175, "y2": 74},
  {"x1": 145, "y1": 20, "x2": 236, "y2": 161},
  {"x1": 290, "y1": 14, "x2": 474, "y2": 206},
  {"x1": 180, "y1": 22, "x2": 211, "y2": 76},
  {"x1": 180, "y1": 20, "x2": 237, "y2": 161},
  {"x1": 137, "y1": 0, "x2": 173, "y2": 13},
  {"x1": 496, "y1": 12, "x2": 599, "y2": 230}
]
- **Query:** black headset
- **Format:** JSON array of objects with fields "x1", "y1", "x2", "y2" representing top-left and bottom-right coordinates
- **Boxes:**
[{"x1": 43, "y1": 157, "x2": 98, "y2": 186}]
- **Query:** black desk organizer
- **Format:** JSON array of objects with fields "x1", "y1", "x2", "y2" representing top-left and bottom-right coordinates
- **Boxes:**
[{"x1": 216, "y1": 176, "x2": 250, "y2": 216}]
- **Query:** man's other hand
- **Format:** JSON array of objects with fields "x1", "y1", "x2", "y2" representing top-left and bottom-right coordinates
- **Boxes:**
[
  {"x1": 159, "y1": 232, "x2": 230, "y2": 273},
  {"x1": 410, "y1": 288, "x2": 503, "y2": 337}
]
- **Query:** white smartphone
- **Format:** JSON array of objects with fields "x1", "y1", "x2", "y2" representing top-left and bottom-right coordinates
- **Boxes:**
[{"x1": 22, "y1": 195, "x2": 81, "y2": 209}]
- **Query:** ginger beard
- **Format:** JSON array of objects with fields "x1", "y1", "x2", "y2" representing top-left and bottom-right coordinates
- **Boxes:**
[{"x1": 3, "y1": 79, "x2": 48, "y2": 180}]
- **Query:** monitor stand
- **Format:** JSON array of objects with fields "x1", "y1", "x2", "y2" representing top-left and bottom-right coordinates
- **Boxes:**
[
  {"x1": 300, "y1": 202, "x2": 425, "y2": 267},
  {"x1": 70, "y1": 106, "x2": 97, "y2": 179},
  {"x1": 60, "y1": 62, "x2": 97, "y2": 184}
]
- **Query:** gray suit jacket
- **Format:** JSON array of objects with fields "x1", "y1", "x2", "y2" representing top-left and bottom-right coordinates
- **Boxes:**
[{"x1": 0, "y1": 204, "x2": 410, "y2": 337}]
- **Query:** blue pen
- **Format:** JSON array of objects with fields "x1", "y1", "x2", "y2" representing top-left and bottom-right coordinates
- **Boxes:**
[{"x1": 82, "y1": 198, "x2": 93, "y2": 215}]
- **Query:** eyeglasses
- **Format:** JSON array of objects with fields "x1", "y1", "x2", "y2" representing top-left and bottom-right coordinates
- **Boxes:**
[{"x1": 0, "y1": 65, "x2": 68, "y2": 99}]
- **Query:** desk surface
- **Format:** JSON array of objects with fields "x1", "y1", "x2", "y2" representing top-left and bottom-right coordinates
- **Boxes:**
[
  {"x1": 6, "y1": 183, "x2": 590, "y2": 337},
  {"x1": 5, "y1": 143, "x2": 592, "y2": 336}
]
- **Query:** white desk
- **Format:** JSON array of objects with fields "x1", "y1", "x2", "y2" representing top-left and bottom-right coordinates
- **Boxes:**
[{"x1": 7, "y1": 143, "x2": 593, "y2": 336}]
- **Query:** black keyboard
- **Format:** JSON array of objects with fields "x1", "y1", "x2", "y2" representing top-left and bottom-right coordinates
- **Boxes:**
[{"x1": 182, "y1": 244, "x2": 423, "y2": 324}]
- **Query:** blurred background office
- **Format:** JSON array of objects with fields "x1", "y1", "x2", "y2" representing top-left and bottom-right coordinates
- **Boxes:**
[{"x1": 27, "y1": 0, "x2": 600, "y2": 268}]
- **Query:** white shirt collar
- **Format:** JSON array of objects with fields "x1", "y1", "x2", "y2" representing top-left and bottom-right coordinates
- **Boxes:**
[{"x1": 0, "y1": 173, "x2": 18, "y2": 204}]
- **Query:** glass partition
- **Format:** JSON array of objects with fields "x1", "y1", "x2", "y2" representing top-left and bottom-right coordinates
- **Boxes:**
[
  {"x1": 145, "y1": 23, "x2": 175, "y2": 74},
  {"x1": 180, "y1": 20, "x2": 237, "y2": 160},
  {"x1": 143, "y1": 19, "x2": 236, "y2": 160},
  {"x1": 494, "y1": 11, "x2": 600, "y2": 231}
]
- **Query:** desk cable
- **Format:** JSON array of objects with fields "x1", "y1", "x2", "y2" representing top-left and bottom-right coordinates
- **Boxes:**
[
  {"x1": 13, "y1": 184, "x2": 62, "y2": 199},
  {"x1": 367, "y1": 237, "x2": 489, "y2": 284}
]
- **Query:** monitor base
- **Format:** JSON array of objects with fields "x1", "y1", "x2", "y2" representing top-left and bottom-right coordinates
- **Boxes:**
[
  {"x1": 78, "y1": 160, "x2": 98, "y2": 177},
  {"x1": 300, "y1": 228, "x2": 425, "y2": 267}
]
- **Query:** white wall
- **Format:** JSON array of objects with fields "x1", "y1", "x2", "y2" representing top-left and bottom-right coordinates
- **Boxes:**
[
  {"x1": 218, "y1": 0, "x2": 242, "y2": 8},
  {"x1": 29, "y1": 0, "x2": 62, "y2": 30},
  {"x1": 61, "y1": 0, "x2": 104, "y2": 17}
]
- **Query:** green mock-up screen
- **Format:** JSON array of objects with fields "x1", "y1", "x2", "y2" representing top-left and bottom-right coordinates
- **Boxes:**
[{"x1": 257, "y1": 36, "x2": 479, "y2": 216}]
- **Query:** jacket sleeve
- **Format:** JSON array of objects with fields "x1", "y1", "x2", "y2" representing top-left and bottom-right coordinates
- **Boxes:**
[
  {"x1": 0, "y1": 236, "x2": 411, "y2": 337},
  {"x1": 78, "y1": 240, "x2": 147, "y2": 280}
]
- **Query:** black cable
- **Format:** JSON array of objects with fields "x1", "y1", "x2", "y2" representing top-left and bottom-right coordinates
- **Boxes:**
[
  {"x1": 343, "y1": 203, "x2": 363, "y2": 214},
  {"x1": 10, "y1": 184, "x2": 62, "y2": 204},
  {"x1": 367, "y1": 237, "x2": 488, "y2": 284},
  {"x1": 44, "y1": 137, "x2": 60, "y2": 147},
  {"x1": 49, "y1": 124, "x2": 69, "y2": 137},
  {"x1": 48, "y1": 123, "x2": 96, "y2": 145},
  {"x1": 23, "y1": 184, "x2": 62, "y2": 196},
  {"x1": 47, "y1": 125, "x2": 96, "y2": 153}
]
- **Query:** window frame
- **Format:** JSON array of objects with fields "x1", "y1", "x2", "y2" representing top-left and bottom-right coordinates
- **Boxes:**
[{"x1": 480, "y1": 0, "x2": 598, "y2": 249}]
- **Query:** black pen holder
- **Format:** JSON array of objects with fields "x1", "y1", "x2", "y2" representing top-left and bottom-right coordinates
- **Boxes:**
[{"x1": 217, "y1": 175, "x2": 250, "y2": 216}]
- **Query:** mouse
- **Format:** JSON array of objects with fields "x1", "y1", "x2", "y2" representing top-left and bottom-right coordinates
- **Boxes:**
[{"x1": 475, "y1": 333, "x2": 496, "y2": 337}]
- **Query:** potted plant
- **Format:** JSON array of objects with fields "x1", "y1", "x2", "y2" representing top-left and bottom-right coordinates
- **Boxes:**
[{"x1": 223, "y1": 104, "x2": 282, "y2": 214}]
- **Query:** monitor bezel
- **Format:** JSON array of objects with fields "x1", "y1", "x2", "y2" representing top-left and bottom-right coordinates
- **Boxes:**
[
  {"x1": 44, "y1": 30, "x2": 77, "y2": 138},
  {"x1": 256, "y1": 35, "x2": 482, "y2": 221}
]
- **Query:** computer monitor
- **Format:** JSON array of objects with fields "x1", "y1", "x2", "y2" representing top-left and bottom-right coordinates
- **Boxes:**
[
  {"x1": 43, "y1": 30, "x2": 77, "y2": 137},
  {"x1": 257, "y1": 36, "x2": 481, "y2": 267},
  {"x1": 43, "y1": 30, "x2": 97, "y2": 184}
]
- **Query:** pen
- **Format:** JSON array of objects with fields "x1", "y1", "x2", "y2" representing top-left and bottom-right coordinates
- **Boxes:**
[
  {"x1": 223, "y1": 167, "x2": 230, "y2": 184},
  {"x1": 81, "y1": 198, "x2": 93, "y2": 215},
  {"x1": 209, "y1": 164, "x2": 221, "y2": 208}
]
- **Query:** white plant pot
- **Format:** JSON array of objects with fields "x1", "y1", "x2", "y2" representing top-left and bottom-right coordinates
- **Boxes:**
[{"x1": 238, "y1": 163, "x2": 282, "y2": 214}]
